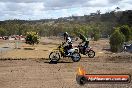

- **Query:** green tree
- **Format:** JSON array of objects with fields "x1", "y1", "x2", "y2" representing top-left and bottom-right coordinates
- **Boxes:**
[
  {"x1": 0, "y1": 27, "x2": 6, "y2": 36},
  {"x1": 119, "y1": 25, "x2": 131, "y2": 42},
  {"x1": 110, "y1": 29, "x2": 125, "y2": 52},
  {"x1": 89, "y1": 24, "x2": 100, "y2": 41},
  {"x1": 25, "y1": 31, "x2": 40, "y2": 45},
  {"x1": 131, "y1": 27, "x2": 132, "y2": 40}
]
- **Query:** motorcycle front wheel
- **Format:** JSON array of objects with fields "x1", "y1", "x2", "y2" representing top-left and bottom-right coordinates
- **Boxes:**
[
  {"x1": 87, "y1": 50, "x2": 95, "y2": 58},
  {"x1": 71, "y1": 52, "x2": 81, "y2": 62},
  {"x1": 49, "y1": 52, "x2": 60, "y2": 62}
]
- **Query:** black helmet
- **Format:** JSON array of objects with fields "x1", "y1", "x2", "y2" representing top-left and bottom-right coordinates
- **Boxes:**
[{"x1": 64, "y1": 32, "x2": 69, "y2": 37}]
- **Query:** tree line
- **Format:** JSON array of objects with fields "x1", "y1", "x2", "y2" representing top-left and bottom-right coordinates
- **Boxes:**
[{"x1": 0, "y1": 10, "x2": 131, "y2": 39}]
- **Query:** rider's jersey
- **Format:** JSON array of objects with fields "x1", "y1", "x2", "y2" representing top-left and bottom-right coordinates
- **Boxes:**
[
  {"x1": 63, "y1": 37, "x2": 72, "y2": 48},
  {"x1": 66, "y1": 37, "x2": 72, "y2": 43}
]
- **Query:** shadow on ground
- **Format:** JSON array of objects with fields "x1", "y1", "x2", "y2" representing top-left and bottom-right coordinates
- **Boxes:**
[{"x1": 44, "y1": 61, "x2": 73, "y2": 64}]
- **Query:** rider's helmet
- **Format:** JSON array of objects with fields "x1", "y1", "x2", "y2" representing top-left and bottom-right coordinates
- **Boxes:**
[
  {"x1": 64, "y1": 32, "x2": 69, "y2": 41},
  {"x1": 64, "y1": 32, "x2": 69, "y2": 37}
]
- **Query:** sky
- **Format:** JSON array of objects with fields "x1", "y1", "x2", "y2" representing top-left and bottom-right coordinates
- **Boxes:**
[{"x1": 0, "y1": 0, "x2": 132, "y2": 21}]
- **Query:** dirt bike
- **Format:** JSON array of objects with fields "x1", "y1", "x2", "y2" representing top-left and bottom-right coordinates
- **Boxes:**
[
  {"x1": 49, "y1": 42, "x2": 81, "y2": 62},
  {"x1": 122, "y1": 43, "x2": 132, "y2": 52},
  {"x1": 78, "y1": 43, "x2": 95, "y2": 58}
]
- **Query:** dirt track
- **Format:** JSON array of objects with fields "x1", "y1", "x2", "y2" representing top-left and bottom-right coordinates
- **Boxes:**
[
  {"x1": 0, "y1": 38, "x2": 132, "y2": 88},
  {"x1": 0, "y1": 56, "x2": 132, "y2": 88}
]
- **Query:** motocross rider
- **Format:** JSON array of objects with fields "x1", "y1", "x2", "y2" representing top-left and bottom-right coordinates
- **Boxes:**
[
  {"x1": 78, "y1": 33, "x2": 89, "y2": 54},
  {"x1": 63, "y1": 32, "x2": 72, "y2": 55}
]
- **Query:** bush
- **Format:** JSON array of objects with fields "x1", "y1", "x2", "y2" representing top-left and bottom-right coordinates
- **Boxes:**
[
  {"x1": 130, "y1": 27, "x2": 132, "y2": 40},
  {"x1": 110, "y1": 29, "x2": 125, "y2": 52},
  {"x1": 25, "y1": 31, "x2": 39, "y2": 45},
  {"x1": 93, "y1": 32, "x2": 100, "y2": 41},
  {"x1": 0, "y1": 27, "x2": 6, "y2": 36},
  {"x1": 119, "y1": 25, "x2": 131, "y2": 42}
]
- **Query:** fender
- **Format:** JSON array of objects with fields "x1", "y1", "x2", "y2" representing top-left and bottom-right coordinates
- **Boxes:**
[{"x1": 86, "y1": 47, "x2": 92, "y2": 51}]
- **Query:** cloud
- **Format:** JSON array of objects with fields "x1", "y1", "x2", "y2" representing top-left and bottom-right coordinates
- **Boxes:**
[
  {"x1": 118, "y1": 0, "x2": 132, "y2": 10},
  {"x1": 43, "y1": 0, "x2": 125, "y2": 10},
  {"x1": 0, "y1": 0, "x2": 43, "y2": 3},
  {"x1": 108, "y1": 0, "x2": 123, "y2": 3},
  {"x1": 44, "y1": 0, "x2": 110, "y2": 10},
  {"x1": 44, "y1": 0, "x2": 86, "y2": 8},
  {"x1": 0, "y1": 0, "x2": 131, "y2": 20}
]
